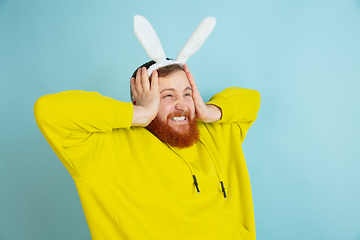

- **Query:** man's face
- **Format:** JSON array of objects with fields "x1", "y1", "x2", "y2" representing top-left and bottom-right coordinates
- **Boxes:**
[
  {"x1": 157, "y1": 70, "x2": 195, "y2": 133},
  {"x1": 146, "y1": 69, "x2": 199, "y2": 148}
]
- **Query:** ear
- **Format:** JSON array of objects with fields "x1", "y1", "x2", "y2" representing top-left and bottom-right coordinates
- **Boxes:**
[
  {"x1": 134, "y1": 15, "x2": 167, "y2": 64},
  {"x1": 176, "y1": 17, "x2": 216, "y2": 63}
]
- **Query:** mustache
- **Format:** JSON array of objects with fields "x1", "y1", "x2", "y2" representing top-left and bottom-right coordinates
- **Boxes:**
[
  {"x1": 167, "y1": 111, "x2": 190, "y2": 120},
  {"x1": 146, "y1": 111, "x2": 200, "y2": 148}
]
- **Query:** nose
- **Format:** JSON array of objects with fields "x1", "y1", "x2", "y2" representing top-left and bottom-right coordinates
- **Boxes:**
[{"x1": 175, "y1": 96, "x2": 188, "y2": 112}]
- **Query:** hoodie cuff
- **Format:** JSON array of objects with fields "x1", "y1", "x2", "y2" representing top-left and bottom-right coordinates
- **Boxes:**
[
  {"x1": 206, "y1": 95, "x2": 234, "y2": 123},
  {"x1": 113, "y1": 101, "x2": 134, "y2": 129}
]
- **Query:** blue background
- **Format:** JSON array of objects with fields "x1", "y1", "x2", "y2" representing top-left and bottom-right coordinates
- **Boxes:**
[{"x1": 1, "y1": 0, "x2": 360, "y2": 239}]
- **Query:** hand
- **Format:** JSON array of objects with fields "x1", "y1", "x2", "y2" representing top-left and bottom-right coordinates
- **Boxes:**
[
  {"x1": 130, "y1": 67, "x2": 160, "y2": 126},
  {"x1": 183, "y1": 63, "x2": 222, "y2": 122}
]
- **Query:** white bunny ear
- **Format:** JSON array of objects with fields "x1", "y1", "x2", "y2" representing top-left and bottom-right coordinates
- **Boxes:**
[
  {"x1": 134, "y1": 15, "x2": 216, "y2": 77},
  {"x1": 134, "y1": 15, "x2": 167, "y2": 63},
  {"x1": 176, "y1": 17, "x2": 216, "y2": 63}
]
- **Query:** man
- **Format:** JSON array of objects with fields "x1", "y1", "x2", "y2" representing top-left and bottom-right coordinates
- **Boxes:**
[
  {"x1": 131, "y1": 63, "x2": 221, "y2": 148},
  {"x1": 34, "y1": 61, "x2": 261, "y2": 239}
]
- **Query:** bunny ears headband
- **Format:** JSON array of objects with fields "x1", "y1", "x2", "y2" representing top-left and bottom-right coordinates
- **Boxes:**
[{"x1": 134, "y1": 15, "x2": 216, "y2": 76}]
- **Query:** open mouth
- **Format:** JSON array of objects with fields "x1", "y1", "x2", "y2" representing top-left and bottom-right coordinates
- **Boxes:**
[
  {"x1": 168, "y1": 111, "x2": 190, "y2": 125},
  {"x1": 171, "y1": 116, "x2": 186, "y2": 121}
]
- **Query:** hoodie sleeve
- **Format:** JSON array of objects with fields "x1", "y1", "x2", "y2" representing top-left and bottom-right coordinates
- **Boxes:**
[
  {"x1": 34, "y1": 90, "x2": 134, "y2": 177},
  {"x1": 206, "y1": 87, "x2": 261, "y2": 142}
]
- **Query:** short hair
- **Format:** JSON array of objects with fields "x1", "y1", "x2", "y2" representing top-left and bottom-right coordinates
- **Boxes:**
[
  {"x1": 131, "y1": 60, "x2": 156, "y2": 79},
  {"x1": 130, "y1": 60, "x2": 184, "y2": 101}
]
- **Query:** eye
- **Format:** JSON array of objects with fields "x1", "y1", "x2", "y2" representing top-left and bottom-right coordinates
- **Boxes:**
[
  {"x1": 163, "y1": 94, "x2": 173, "y2": 99},
  {"x1": 184, "y1": 92, "x2": 192, "y2": 97}
]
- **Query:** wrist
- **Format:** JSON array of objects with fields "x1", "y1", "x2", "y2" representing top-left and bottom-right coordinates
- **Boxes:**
[
  {"x1": 203, "y1": 104, "x2": 222, "y2": 122},
  {"x1": 132, "y1": 105, "x2": 156, "y2": 127}
]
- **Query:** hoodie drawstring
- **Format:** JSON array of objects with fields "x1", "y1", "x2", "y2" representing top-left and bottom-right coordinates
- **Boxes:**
[
  {"x1": 193, "y1": 175, "x2": 200, "y2": 193},
  {"x1": 220, "y1": 181, "x2": 227, "y2": 199},
  {"x1": 168, "y1": 143, "x2": 227, "y2": 199}
]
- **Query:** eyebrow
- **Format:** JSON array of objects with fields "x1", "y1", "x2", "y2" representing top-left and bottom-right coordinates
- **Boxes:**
[{"x1": 160, "y1": 87, "x2": 192, "y2": 94}]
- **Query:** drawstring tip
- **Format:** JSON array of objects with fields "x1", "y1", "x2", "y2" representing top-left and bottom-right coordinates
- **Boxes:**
[
  {"x1": 220, "y1": 181, "x2": 227, "y2": 199},
  {"x1": 193, "y1": 175, "x2": 200, "y2": 193}
]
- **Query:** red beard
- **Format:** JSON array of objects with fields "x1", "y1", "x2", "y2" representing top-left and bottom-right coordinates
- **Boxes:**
[{"x1": 146, "y1": 111, "x2": 200, "y2": 148}]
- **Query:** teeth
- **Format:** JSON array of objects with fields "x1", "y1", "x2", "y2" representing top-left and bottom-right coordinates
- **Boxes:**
[{"x1": 172, "y1": 116, "x2": 185, "y2": 121}]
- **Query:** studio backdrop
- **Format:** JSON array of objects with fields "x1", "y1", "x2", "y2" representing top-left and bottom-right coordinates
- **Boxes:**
[{"x1": 0, "y1": 0, "x2": 359, "y2": 239}]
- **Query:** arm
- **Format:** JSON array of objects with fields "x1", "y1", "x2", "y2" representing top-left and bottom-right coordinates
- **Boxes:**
[
  {"x1": 184, "y1": 64, "x2": 260, "y2": 124},
  {"x1": 35, "y1": 67, "x2": 159, "y2": 144},
  {"x1": 184, "y1": 64, "x2": 222, "y2": 122},
  {"x1": 34, "y1": 67, "x2": 160, "y2": 175},
  {"x1": 184, "y1": 64, "x2": 261, "y2": 142},
  {"x1": 207, "y1": 87, "x2": 261, "y2": 143},
  {"x1": 34, "y1": 90, "x2": 134, "y2": 177},
  {"x1": 207, "y1": 87, "x2": 261, "y2": 125},
  {"x1": 34, "y1": 90, "x2": 134, "y2": 135},
  {"x1": 130, "y1": 67, "x2": 160, "y2": 126}
]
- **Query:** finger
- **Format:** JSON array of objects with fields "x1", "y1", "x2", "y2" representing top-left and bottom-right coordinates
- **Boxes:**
[
  {"x1": 135, "y1": 68, "x2": 143, "y2": 92},
  {"x1": 151, "y1": 70, "x2": 159, "y2": 92},
  {"x1": 184, "y1": 63, "x2": 196, "y2": 85},
  {"x1": 185, "y1": 69, "x2": 198, "y2": 93},
  {"x1": 130, "y1": 77, "x2": 137, "y2": 99},
  {"x1": 183, "y1": 64, "x2": 203, "y2": 105},
  {"x1": 183, "y1": 63, "x2": 190, "y2": 73},
  {"x1": 141, "y1": 67, "x2": 150, "y2": 91},
  {"x1": 184, "y1": 63, "x2": 195, "y2": 83},
  {"x1": 186, "y1": 70, "x2": 195, "y2": 84}
]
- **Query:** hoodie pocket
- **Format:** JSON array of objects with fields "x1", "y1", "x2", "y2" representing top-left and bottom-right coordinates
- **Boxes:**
[{"x1": 183, "y1": 219, "x2": 255, "y2": 240}]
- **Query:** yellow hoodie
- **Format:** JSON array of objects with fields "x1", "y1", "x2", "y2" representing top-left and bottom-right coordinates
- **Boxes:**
[{"x1": 34, "y1": 87, "x2": 261, "y2": 240}]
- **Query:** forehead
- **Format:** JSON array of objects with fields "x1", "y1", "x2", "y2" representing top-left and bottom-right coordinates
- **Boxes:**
[{"x1": 158, "y1": 70, "x2": 191, "y2": 92}]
